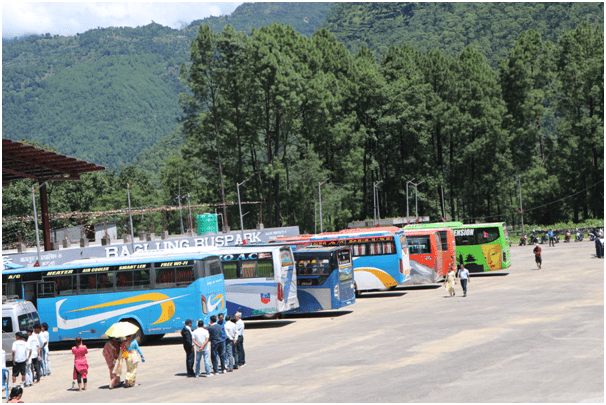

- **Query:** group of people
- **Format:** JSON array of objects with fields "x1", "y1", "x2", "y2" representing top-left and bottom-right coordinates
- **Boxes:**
[
  {"x1": 10, "y1": 323, "x2": 51, "y2": 389},
  {"x1": 101, "y1": 334, "x2": 145, "y2": 389},
  {"x1": 181, "y1": 311, "x2": 245, "y2": 377},
  {"x1": 444, "y1": 264, "x2": 470, "y2": 297}
]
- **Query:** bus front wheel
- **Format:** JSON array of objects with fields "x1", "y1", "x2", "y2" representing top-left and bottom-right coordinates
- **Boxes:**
[
  {"x1": 354, "y1": 283, "x2": 361, "y2": 298},
  {"x1": 122, "y1": 319, "x2": 146, "y2": 345}
]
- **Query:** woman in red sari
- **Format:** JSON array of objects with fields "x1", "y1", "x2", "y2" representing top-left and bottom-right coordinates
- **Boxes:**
[
  {"x1": 72, "y1": 337, "x2": 89, "y2": 391},
  {"x1": 102, "y1": 337, "x2": 121, "y2": 389}
]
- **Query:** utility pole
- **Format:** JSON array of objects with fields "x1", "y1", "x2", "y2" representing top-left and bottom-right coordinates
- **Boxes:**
[
  {"x1": 127, "y1": 179, "x2": 138, "y2": 252},
  {"x1": 187, "y1": 193, "x2": 193, "y2": 233},
  {"x1": 411, "y1": 180, "x2": 424, "y2": 219},
  {"x1": 406, "y1": 179, "x2": 415, "y2": 220},
  {"x1": 32, "y1": 180, "x2": 49, "y2": 266},
  {"x1": 518, "y1": 177, "x2": 524, "y2": 235},
  {"x1": 374, "y1": 180, "x2": 383, "y2": 226},
  {"x1": 319, "y1": 178, "x2": 329, "y2": 233},
  {"x1": 237, "y1": 178, "x2": 250, "y2": 242},
  {"x1": 176, "y1": 178, "x2": 184, "y2": 234}
]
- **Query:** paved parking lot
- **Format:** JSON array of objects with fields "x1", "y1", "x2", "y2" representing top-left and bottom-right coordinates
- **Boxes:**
[{"x1": 12, "y1": 241, "x2": 604, "y2": 403}]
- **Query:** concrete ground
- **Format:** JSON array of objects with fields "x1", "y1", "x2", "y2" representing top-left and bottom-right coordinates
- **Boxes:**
[{"x1": 10, "y1": 241, "x2": 604, "y2": 403}]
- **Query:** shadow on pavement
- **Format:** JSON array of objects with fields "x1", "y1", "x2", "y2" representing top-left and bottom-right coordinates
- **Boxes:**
[
  {"x1": 282, "y1": 310, "x2": 353, "y2": 319},
  {"x1": 358, "y1": 291, "x2": 407, "y2": 298},
  {"x1": 244, "y1": 320, "x2": 295, "y2": 329},
  {"x1": 470, "y1": 272, "x2": 509, "y2": 277},
  {"x1": 397, "y1": 284, "x2": 442, "y2": 291}
]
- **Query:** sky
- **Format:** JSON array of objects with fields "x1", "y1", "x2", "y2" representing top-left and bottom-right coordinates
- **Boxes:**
[{"x1": 2, "y1": 2, "x2": 244, "y2": 39}]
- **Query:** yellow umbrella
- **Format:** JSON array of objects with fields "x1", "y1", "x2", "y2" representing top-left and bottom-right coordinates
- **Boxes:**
[{"x1": 105, "y1": 321, "x2": 139, "y2": 338}]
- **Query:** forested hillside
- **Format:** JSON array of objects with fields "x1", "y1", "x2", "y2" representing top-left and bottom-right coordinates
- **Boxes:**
[
  {"x1": 323, "y1": 3, "x2": 604, "y2": 67},
  {"x1": 2, "y1": 3, "x2": 331, "y2": 170}
]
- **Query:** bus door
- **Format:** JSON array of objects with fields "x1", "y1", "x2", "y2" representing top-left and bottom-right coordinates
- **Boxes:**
[
  {"x1": 336, "y1": 248, "x2": 354, "y2": 303},
  {"x1": 278, "y1": 248, "x2": 298, "y2": 312},
  {"x1": 434, "y1": 233, "x2": 443, "y2": 282},
  {"x1": 22, "y1": 281, "x2": 38, "y2": 308}
]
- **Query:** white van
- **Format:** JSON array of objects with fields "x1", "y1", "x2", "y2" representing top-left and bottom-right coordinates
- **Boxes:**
[{"x1": 2, "y1": 296, "x2": 40, "y2": 362}]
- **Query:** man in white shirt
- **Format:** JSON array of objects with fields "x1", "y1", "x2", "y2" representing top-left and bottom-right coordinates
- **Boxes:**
[
  {"x1": 41, "y1": 322, "x2": 51, "y2": 375},
  {"x1": 224, "y1": 315, "x2": 238, "y2": 372},
  {"x1": 235, "y1": 311, "x2": 245, "y2": 367},
  {"x1": 26, "y1": 327, "x2": 41, "y2": 385},
  {"x1": 192, "y1": 320, "x2": 212, "y2": 377},
  {"x1": 35, "y1": 324, "x2": 47, "y2": 377},
  {"x1": 11, "y1": 332, "x2": 31, "y2": 385}
]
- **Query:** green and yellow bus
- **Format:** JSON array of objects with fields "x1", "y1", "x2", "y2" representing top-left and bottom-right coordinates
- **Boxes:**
[{"x1": 406, "y1": 222, "x2": 510, "y2": 273}]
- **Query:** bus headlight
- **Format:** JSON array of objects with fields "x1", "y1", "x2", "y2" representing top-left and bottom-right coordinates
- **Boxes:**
[{"x1": 334, "y1": 284, "x2": 339, "y2": 298}]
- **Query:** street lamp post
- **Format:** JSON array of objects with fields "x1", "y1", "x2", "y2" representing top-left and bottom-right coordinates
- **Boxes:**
[
  {"x1": 373, "y1": 180, "x2": 383, "y2": 226},
  {"x1": 127, "y1": 179, "x2": 138, "y2": 252},
  {"x1": 518, "y1": 177, "x2": 524, "y2": 235},
  {"x1": 319, "y1": 178, "x2": 329, "y2": 233},
  {"x1": 237, "y1": 178, "x2": 250, "y2": 242},
  {"x1": 406, "y1": 179, "x2": 415, "y2": 220},
  {"x1": 411, "y1": 181, "x2": 424, "y2": 218},
  {"x1": 32, "y1": 180, "x2": 49, "y2": 266},
  {"x1": 187, "y1": 193, "x2": 193, "y2": 234}
]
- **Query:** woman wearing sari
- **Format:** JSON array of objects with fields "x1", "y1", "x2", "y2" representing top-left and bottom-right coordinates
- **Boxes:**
[
  {"x1": 102, "y1": 337, "x2": 121, "y2": 389},
  {"x1": 71, "y1": 337, "x2": 88, "y2": 391},
  {"x1": 444, "y1": 264, "x2": 457, "y2": 297},
  {"x1": 119, "y1": 335, "x2": 145, "y2": 388}
]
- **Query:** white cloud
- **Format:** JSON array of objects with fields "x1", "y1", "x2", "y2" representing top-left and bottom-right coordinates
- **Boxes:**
[{"x1": 2, "y1": 2, "x2": 243, "y2": 39}]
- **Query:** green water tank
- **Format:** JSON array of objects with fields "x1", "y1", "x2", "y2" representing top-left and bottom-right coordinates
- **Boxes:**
[{"x1": 197, "y1": 213, "x2": 218, "y2": 235}]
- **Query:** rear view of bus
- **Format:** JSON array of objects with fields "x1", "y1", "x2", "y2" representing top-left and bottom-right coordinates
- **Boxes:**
[
  {"x1": 453, "y1": 223, "x2": 511, "y2": 272},
  {"x1": 310, "y1": 229, "x2": 411, "y2": 296},
  {"x1": 218, "y1": 246, "x2": 298, "y2": 318},
  {"x1": 403, "y1": 229, "x2": 443, "y2": 284},
  {"x1": 291, "y1": 246, "x2": 355, "y2": 313}
]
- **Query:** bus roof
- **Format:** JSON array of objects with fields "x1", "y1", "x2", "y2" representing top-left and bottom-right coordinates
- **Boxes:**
[
  {"x1": 129, "y1": 246, "x2": 289, "y2": 258},
  {"x1": 406, "y1": 222, "x2": 505, "y2": 230},
  {"x1": 403, "y1": 229, "x2": 440, "y2": 236},
  {"x1": 311, "y1": 229, "x2": 401, "y2": 240},
  {"x1": 2, "y1": 251, "x2": 221, "y2": 276}
]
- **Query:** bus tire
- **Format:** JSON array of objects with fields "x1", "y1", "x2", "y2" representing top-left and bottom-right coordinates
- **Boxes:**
[
  {"x1": 122, "y1": 319, "x2": 146, "y2": 345},
  {"x1": 146, "y1": 334, "x2": 165, "y2": 343},
  {"x1": 354, "y1": 283, "x2": 361, "y2": 298}
]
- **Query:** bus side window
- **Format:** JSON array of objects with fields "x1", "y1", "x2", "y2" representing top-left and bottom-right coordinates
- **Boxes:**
[
  {"x1": 155, "y1": 268, "x2": 175, "y2": 287},
  {"x1": 222, "y1": 262, "x2": 239, "y2": 279},
  {"x1": 241, "y1": 261, "x2": 257, "y2": 278},
  {"x1": 176, "y1": 266, "x2": 194, "y2": 286},
  {"x1": 53, "y1": 275, "x2": 76, "y2": 295},
  {"x1": 133, "y1": 270, "x2": 151, "y2": 289},
  {"x1": 256, "y1": 260, "x2": 274, "y2": 278},
  {"x1": 79, "y1": 274, "x2": 97, "y2": 294},
  {"x1": 117, "y1": 271, "x2": 134, "y2": 290},
  {"x1": 383, "y1": 242, "x2": 394, "y2": 254},
  {"x1": 208, "y1": 260, "x2": 222, "y2": 276},
  {"x1": 321, "y1": 259, "x2": 331, "y2": 275}
]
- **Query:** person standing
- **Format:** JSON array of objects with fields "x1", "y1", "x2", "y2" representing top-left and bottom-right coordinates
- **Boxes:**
[
  {"x1": 224, "y1": 315, "x2": 238, "y2": 372},
  {"x1": 216, "y1": 313, "x2": 227, "y2": 373},
  {"x1": 208, "y1": 316, "x2": 225, "y2": 374},
  {"x1": 102, "y1": 337, "x2": 121, "y2": 389},
  {"x1": 72, "y1": 337, "x2": 88, "y2": 391},
  {"x1": 457, "y1": 264, "x2": 470, "y2": 297},
  {"x1": 11, "y1": 332, "x2": 30, "y2": 386},
  {"x1": 548, "y1": 229, "x2": 555, "y2": 247},
  {"x1": 593, "y1": 231, "x2": 603, "y2": 258},
  {"x1": 40, "y1": 323, "x2": 51, "y2": 376},
  {"x1": 25, "y1": 327, "x2": 41, "y2": 385},
  {"x1": 34, "y1": 324, "x2": 46, "y2": 377},
  {"x1": 533, "y1": 243, "x2": 542, "y2": 269},
  {"x1": 234, "y1": 312, "x2": 245, "y2": 368},
  {"x1": 122, "y1": 335, "x2": 144, "y2": 388},
  {"x1": 181, "y1": 319, "x2": 195, "y2": 377},
  {"x1": 444, "y1": 265, "x2": 457, "y2": 297},
  {"x1": 192, "y1": 320, "x2": 212, "y2": 377}
]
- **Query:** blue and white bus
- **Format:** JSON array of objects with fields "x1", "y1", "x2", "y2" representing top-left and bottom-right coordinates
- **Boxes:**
[
  {"x1": 131, "y1": 245, "x2": 299, "y2": 319},
  {"x1": 290, "y1": 246, "x2": 355, "y2": 313},
  {"x1": 309, "y1": 228, "x2": 411, "y2": 296},
  {"x1": 1, "y1": 253, "x2": 226, "y2": 343}
]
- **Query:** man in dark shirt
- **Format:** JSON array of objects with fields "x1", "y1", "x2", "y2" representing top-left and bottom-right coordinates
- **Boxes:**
[
  {"x1": 181, "y1": 319, "x2": 195, "y2": 377},
  {"x1": 208, "y1": 315, "x2": 226, "y2": 374}
]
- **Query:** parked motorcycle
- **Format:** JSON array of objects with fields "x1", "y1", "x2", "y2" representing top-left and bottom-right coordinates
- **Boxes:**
[
  {"x1": 530, "y1": 234, "x2": 539, "y2": 245},
  {"x1": 541, "y1": 233, "x2": 549, "y2": 244},
  {"x1": 575, "y1": 232, "x2": 583, "y2": 242},
  {"x1": 519, "y1": 235, "x2": 527, "y2": 246},
  {"x1": 564, "y1": 232, "x2": 571, "y2": 243}
]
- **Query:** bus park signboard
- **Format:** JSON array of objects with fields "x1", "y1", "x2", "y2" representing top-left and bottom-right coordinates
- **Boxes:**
[{"x1": 2, "y1": 226, "x2": 300, "y2": 268}]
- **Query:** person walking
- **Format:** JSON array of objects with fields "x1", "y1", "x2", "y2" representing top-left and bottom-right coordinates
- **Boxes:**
[
  {"x1": 121, "y1": 335, "x2": 144, "y2": 387},
  {"x1": 234, "y1": 312, "x2": 245, "y2": 368},
  {"x1": 72, "y1": 337, "x2": 88, "y2": 391},
  {"x1": 181, "y1": 319, "x2": 195, "y2": 377},
  {"x1": 11, "y1": 332, "x2": 30, "y2": 386},
  {"x1": 444, "y1": 265, "x2": 457, "y2": 297},
  {"x1": 192, "y1": 320, "x2": 212, "y2": 377},
  {"x1": 102, "y1": 337, "x2": 121, "y2": 389},
  {"x1": 40, "y1": 323, "x2": 51, "y2": 376},
  {"x1": 25, "y1": 327, "x2": 41, "y2": 385},
  {"x1": 224, "y1": 315, "x2": 238, "y2": 372},
  {"x1": 457, "y1": 264, "x2": 470, "y2": 297},
  {"x1": 208, "y1": 316, "x2": 225, "y2": 374},
  {"x1": 533, "y1": 243, "x2": 542, "y2": 269}
]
